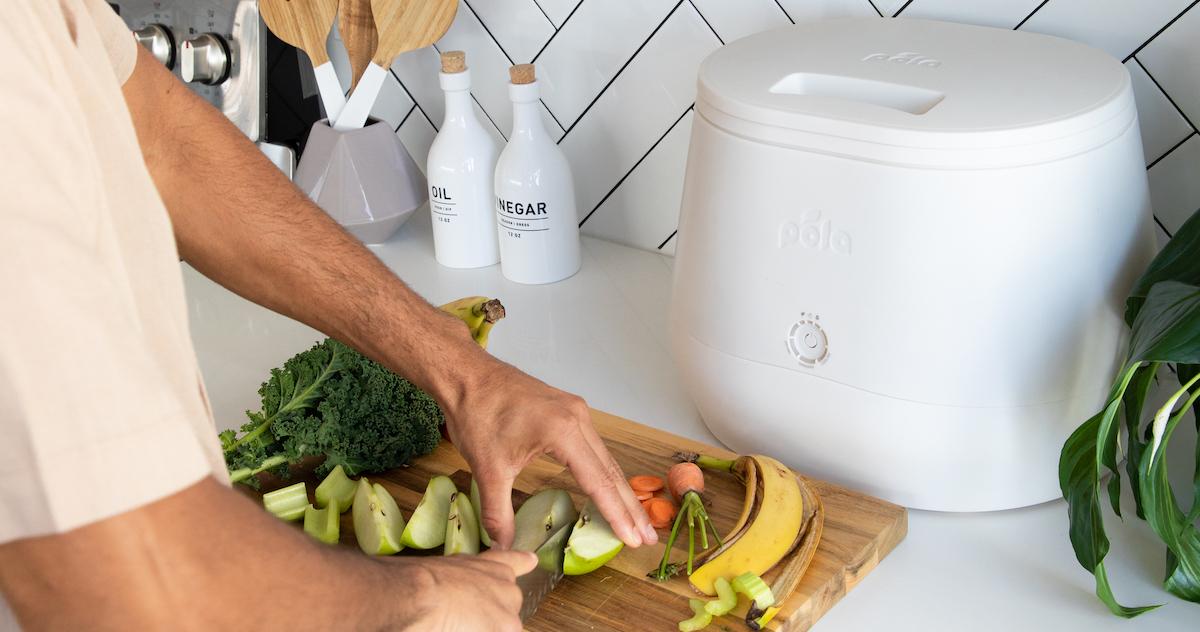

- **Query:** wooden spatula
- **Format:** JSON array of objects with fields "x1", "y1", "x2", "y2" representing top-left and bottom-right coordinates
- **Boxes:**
[
  {"x1": 338, "y1": 0, "x2": 377, "y2": 89},
  {"x1": 333, "y1": 0, "x2": 458, "y2": 130},
  {"x1": 260, "y1": 0, "x2": 347, "y2": 122}
]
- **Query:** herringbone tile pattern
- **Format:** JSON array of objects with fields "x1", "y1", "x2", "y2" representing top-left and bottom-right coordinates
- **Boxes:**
[{"x1": 329, "y1": 0, "x2": 1200, "y2": 255}]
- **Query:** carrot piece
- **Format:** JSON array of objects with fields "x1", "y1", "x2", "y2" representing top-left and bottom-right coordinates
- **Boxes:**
[
  {"x1": 635, "y1": 490, "x2": 654, "y2": 501},
  {"x1": 629, "y1": 475, "x2": 665, "y2": 493},
  {"x1": 644, "y1": 497, "x2": 678, "y2": 529},
  {"x1": 667, "y1": 462, "x2": 704, "y2": 501}
]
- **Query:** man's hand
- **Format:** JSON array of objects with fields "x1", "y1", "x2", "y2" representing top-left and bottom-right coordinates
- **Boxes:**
[
  {"x1": 440, "y1": 353, "x2": 658, "y2": 550},
  {"x1": 393, "y1": 550, "x2": 535, "y2": 632}
]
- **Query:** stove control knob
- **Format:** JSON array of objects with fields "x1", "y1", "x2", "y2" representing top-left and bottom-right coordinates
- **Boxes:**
[
  {"x1": 133, "y1": 24, "x2": 175, "y2": 69},
  {"x1": 181, "y1": 33, "x2": 231, "y2": 86}
]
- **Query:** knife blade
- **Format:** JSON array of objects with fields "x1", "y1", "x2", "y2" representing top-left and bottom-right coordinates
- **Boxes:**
[{"x1": 517, "y1": 521, "x2": 574, "y2": 622}]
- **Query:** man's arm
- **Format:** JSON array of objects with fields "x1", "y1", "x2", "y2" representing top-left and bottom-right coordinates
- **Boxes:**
[
  {"x1": 120, "y1": 47, "x2": 654, "y2": 549},
  {"x1": 0, "y1": 478, "x2": 534, "y2": 631}
]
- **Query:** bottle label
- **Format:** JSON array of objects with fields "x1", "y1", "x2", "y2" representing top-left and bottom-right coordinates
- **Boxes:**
[
  {"x1": 496, "y1": 197, "x2": 549, "y2": 239},
  {"x1": 431, "y1": 186, "x2": 457, "y2": 225}
]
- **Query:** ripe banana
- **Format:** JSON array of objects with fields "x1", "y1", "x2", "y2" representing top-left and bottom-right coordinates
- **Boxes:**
[
  {"x1": 439, "y1": 296, "x2": 506, "y2": 348},
  {"x1": 746, "y1": 474, "x2": 824, "y2": 630},
  {"x1": 685, "y1": 454, "x2": 805, "y2": 596}
]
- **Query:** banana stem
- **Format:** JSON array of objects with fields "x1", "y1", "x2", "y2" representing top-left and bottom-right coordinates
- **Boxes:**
[{"x1": 673, "y1": 451, "x2": 738, "y2": 472}]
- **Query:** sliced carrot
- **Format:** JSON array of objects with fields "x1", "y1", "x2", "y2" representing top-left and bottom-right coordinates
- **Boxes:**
[
  {"x1": 667, "y1": 462, "x2": 704, "y2": 501},
  {"x1": 629, "y1": 475, "x2": 665, "y2": 493},
  {"x1": 644, "y1": 497, "x2": 678, "y2": 529},
  {"x1": 635, "y1": 490, "x2": 654, "y2": 501}
]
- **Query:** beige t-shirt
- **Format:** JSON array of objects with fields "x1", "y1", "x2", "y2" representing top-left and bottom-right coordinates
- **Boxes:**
[{"x1": 0, "y1": 0, "x2": 226, "y2": 551}]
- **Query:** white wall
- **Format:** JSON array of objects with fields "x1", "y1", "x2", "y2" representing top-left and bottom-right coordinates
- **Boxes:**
[{"x1": 330, "y1": 0, "x2": 1200, "y2": 255}]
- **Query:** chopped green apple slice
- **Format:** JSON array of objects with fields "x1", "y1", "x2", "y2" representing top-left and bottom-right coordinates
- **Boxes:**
[
  {"x1": 563, "y1": 501, "x2": 624, "y2": 575},
  {"x1": 512, "y1": 489, "x2": 577, "y2": 553},
  {"x1": 469, "y1": 478, "x2": 492, "y2": 548},
  {"x1": 315, "y1": 464, "x2": 356, "y2": 513},
  {"x1": 400, "y1": 475, "x2": 457, "y2": 549},
  {"x1": 444, "y1": 491, "x2": 480, "y2": 555},
  {"x1": 303, "y1": 503, "x2": 340, "y2": 544},
  {"x1": 263, "y1": 482, "x2": 308, "y2": 521},
  {"x1": 352, "y1": 478, "x2": 406, "y2": 555}
]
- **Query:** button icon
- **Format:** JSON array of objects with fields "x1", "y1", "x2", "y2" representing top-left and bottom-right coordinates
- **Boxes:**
[{"x1": 787, "y1": 314, "x2": 829, "y2": 367}]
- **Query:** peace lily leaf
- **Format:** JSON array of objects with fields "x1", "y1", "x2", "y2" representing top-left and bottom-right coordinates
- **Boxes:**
[
  {"x1": 1125, "y1": 208, "x2": 1200, "y2": 326},
  {"x1": 1120, "y1": 362, "x2": 1159, "y2": 519},
  {"x1": 1139, "y1": 377, "x2": 1200, "y2": 603},
  {"x1": 1061, "y1": 281, "x2": 1200, "y2": 616},
  {"x1": 1179, "y1": 364, "x2": 1200, "y2": 524}
]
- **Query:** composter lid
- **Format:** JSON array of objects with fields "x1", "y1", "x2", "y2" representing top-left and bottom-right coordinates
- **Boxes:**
[{"x1": 697, "y1": 18, "x2": 1133, "y2": 166}]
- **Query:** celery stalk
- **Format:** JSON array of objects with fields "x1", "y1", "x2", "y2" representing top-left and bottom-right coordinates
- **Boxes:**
[
  {"x1": 315, "y1": 465, "x2": 356, "y2": 513},
  {"x1": 262, "y1": 482, "x2": 308, "y2": 521}
]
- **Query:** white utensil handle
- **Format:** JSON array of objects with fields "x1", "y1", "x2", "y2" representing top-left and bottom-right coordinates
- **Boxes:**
[
  {"x1": 334, "y1": 63, "x2": 386, "y2": 131},
  {"x1": 313, "y1": 61, "x2": 347, "y2": 123}
]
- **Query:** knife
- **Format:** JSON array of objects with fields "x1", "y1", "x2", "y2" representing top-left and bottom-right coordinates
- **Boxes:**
[{"x1": 517, "y1": 521, "x2": 574, "y2": 622}]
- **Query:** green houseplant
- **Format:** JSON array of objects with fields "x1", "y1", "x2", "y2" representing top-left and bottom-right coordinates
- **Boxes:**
[{"x1": 1060, "y1": 207, "x2": 1200, "y2": 616}]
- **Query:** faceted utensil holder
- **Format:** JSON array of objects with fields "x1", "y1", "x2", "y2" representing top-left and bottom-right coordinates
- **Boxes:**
[{"x1": 295, "y1": 118, "x2": 427, "y2": 244}]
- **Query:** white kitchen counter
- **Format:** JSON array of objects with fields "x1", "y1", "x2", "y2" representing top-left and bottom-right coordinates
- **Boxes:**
[{"x1": 185, "y1": 209, "x2": 1195, "y2": 630}]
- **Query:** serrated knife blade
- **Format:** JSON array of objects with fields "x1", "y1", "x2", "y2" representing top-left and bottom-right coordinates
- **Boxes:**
[{"x1": 517, "y1": 521, "x2": 574, "y2": 622}]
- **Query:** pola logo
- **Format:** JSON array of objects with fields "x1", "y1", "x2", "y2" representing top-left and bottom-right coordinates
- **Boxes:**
[
  {"x1": 779, "y1": 210, "x2": 852, "y2": 255},
  {"x1": 862, "y1": 51, "x2": 941, "y2": 68}
]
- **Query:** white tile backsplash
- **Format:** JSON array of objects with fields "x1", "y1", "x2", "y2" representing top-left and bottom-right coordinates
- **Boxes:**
[
  {"x1": 1018, "y1": 0, "x2": 1195, "y2": 59},
  {"x1": 325, "y1": 0, "x2": 1200, "y2": 253},
  {"x1": 461, "y1": 0, "x2": 555, "y2": 63},
  {"x1": 1125, "y1": 59, "x2": 1193, "y2": 166},
  {"x1": 558, "y1": 2, "x2": 719, "y2": 218},
  {"x1": 689, "y1": 0, "x2": 790, "y2": 42},
  {"x1": 1148, "y1": 134, "x2": 1200, "y2": 234},
  {"x1": 1137, "y1": 4, "x2": 1200, "y2": 129},
  {"x1": 583, "y1": 110, "x2": 695, "y2": 251},
  {"x1": 901, "y1": 0, "x2": 1044, "y2": 29}
]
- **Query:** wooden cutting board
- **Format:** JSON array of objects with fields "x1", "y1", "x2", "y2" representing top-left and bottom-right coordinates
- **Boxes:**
[{"x1": 248, "y1": 410, "x2": 907, "y2": 631}]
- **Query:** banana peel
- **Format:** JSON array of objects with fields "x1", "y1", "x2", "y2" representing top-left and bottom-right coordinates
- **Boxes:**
[{"x1": 439, "y1": 296, "x2": 506, "y2": 348}]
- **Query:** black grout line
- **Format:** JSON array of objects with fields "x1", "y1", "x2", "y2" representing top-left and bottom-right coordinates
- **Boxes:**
[
  {"x1": 471, "y1": 92, "x2": 508, "y2": 142},
  {"x1": 395, "y1": 104, "x2": 417, "y2": 133},
  {"x1": 657, "y1": 230, "x2": 678, "y2": 250},
  {"x1": 529, "y1": 0, "x2": 556, "y2": 29},
  {"x1": 532, "y1": 0, "x2": 587, "y2": 63},
  {"x1": 1133, "y1": 57, "x2": 1200, "y2": 134},
  {"x1": 462, "y1": 0, "x2": 515, "y2": 65},
  {"x1": 1146, "y1": 131, "x2": 1195, "y2": 170},
  {"x1": 1153, "y1": 214, "x2": 1175, "y2": 239},
  {"x1": 391, "y1": 68, "x2": 438, "y2": 131},
  {"x1": 578, "y1": 105, "x2": 694, "y2": 228},
  {"x1": 558, "y1": 0, "x2": 687, "y2": 144},
  {"x1": 893, "y1": 0, "x2": 915, "y2": 17},
  {"x1": 541, "y1": 98, "x2": 567, "y2": 134},
  {"x1": 867, "y1": 0, "x2": 884, "y2": 18},
  {"x1": 1013, "y1": 0, "x2": 1050, "y2": 30},
  {"x1": 774, "y1": 0, "x2": 795, "y2": 24},
  {"x1": 1124, "y1": 0, "x2": 1200, "y2": 62},
  {"x1": 688, "y1": 0, "x2": 725, "y2": 45}
]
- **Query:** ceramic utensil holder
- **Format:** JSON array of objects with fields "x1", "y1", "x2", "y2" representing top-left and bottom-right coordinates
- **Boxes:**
[{"x1": 295, "y1": 118, "x2": 427, "y2": 244}]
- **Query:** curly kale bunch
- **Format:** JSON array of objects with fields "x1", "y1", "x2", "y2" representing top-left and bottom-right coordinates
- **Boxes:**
[{"x1": 219, "y1": 339, "x2": 443, "y2": 486}]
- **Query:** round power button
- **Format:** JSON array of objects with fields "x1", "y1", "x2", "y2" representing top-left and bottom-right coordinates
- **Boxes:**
[{"x1": 787, "y1": 316, "x2": 829, "y2": 367}]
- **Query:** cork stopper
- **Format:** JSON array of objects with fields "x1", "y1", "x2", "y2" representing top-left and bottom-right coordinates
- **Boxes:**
[
  {"x1": 441, "y1": 51, "x2": 467, "y2": 73},
  {"x1": 509, "y1": 64, "x2": 536, "y2": 85}
]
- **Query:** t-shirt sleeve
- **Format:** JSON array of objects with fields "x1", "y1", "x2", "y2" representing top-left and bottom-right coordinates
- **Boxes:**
[
  {"x1": 0, "y1": 16, "x2": 210, "y2": 544},
  {"x1": 84, "y1": 0, "x2": 137, "y2": 84}
]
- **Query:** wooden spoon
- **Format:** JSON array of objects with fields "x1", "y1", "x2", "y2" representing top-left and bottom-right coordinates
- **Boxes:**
[
  {"x1": 333, "y1": 0, "x2": 458, "y2": 130},
  {"x1": 338, "y1": 0, "x2": 378, "y2": 89},
  {"x1": 260, "y1": 0, "x2": 347, "y2": 122}
]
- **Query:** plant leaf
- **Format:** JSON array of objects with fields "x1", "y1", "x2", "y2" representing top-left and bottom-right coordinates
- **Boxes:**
[
  {"x1": 1121, "y1": 362, "x2": 1159, "y2": 519},
  {"x1": 1179, "y1": 364, "x2": 1200, "y2": 524},
  {"x1": 1126, "y1": 208, "x2": 1200, "y2": 326},
  {"x1": 1095, "y1": 561, "x2": 1162, "y2": 617},
  {"x1": 1139, "y1": 376, "x2": 1200, "y2": 603},
  {"x1": 1127, "y1": 282, "x2": 1200, "y2": 365}
]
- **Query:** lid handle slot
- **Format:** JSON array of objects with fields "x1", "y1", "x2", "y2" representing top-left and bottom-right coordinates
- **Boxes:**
[{"x1": 769, "y1": 72, "x2": 944, "y2": 115}]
